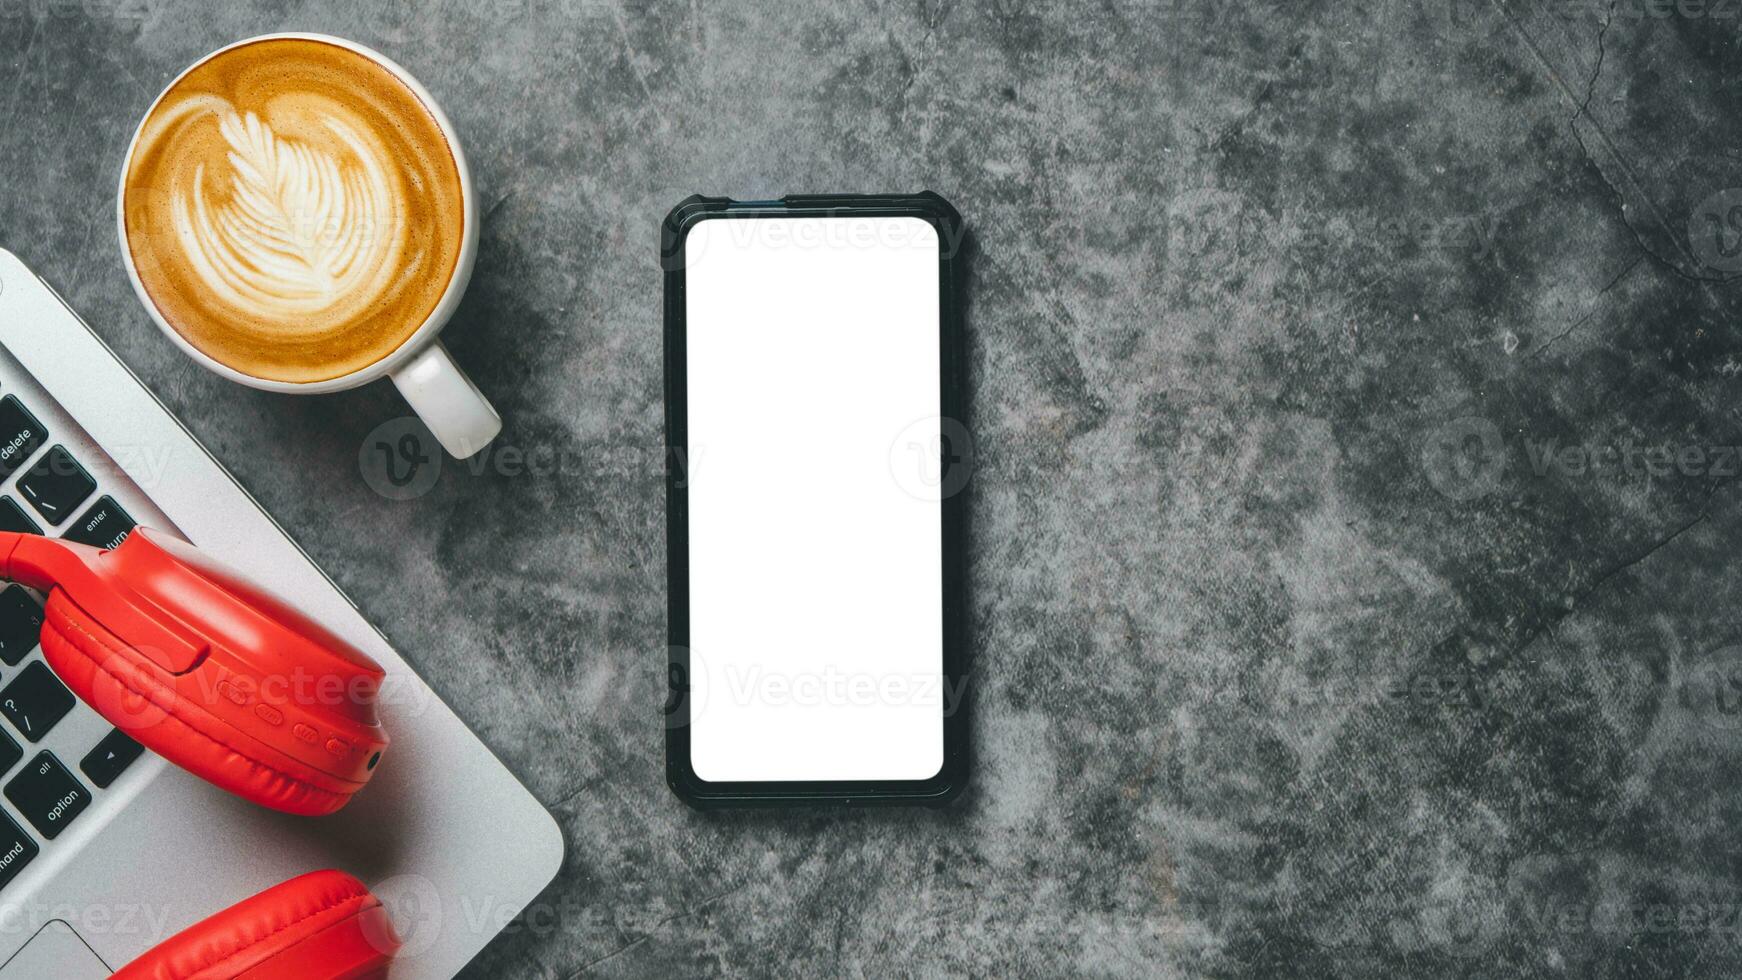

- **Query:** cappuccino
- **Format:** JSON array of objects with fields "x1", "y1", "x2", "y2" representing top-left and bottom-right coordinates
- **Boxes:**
[{"x1": 122, "y1": 38, "x2": 466, "y2": 383}]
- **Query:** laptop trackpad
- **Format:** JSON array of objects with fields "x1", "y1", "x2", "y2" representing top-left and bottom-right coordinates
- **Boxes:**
[{"x1": 0, "y1": 921, "x2": 109, "y2": 978}]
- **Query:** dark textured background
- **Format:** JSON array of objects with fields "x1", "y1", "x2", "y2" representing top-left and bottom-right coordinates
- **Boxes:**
[{"x1": 6, "y1": 0, "x2": 1742, "y2": 976}]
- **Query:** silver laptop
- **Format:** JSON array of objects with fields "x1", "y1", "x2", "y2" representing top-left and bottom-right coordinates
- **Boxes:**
[{"x1": 0, "y1": 249, "x2": 562, "y2": 978}]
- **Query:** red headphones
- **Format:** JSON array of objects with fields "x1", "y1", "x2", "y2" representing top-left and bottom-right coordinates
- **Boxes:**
[
  {"x1": 1, "y1": 529, "x2": 402, "y2": 977},
  {"x1": 2, "y1": 528, "x2": 389, "y2": 815},
  {"x1": 109, "y1": 870, "x2": 398, "y2": 980}
]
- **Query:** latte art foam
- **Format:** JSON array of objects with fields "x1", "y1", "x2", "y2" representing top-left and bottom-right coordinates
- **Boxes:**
[
  {"x1": 124, "y1": 39, "x2": 465, "y2": 383},
  {"x1": 181, "y1": 110, "x2": 401, "y2": 319}
]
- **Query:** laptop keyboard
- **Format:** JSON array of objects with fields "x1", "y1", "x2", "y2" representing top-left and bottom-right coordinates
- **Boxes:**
[
  {"x1": 0, "y1": 387, "x2": 142, "y2": 893},
  {"x1": 0, "y1": 590, "x2": 40, "y2": 667},
  {"x1": 6, "y1": 754, "x2": 92, "y2": 840},
  {"x1": 1, "y1": 664, "x2": 77, "y2": 744},
  {"x1": 16, "y1": 448, "x2": 96, "y2": 528},
  {"x1": 0, "y1": 397, "x2": 45, "y2": 481},
  {"x1": 0, "y1": 500, "x2": 39, "y2": 536},
  {"x1": 79, "y1": 729, "x2": 144, "y2": 790},
  {"x1": 62, "y1": 497, "x2": 132, "y2": 550}
]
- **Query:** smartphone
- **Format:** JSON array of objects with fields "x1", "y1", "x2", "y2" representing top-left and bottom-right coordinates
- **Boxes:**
[{"x1": 662, "y1": 193, "x2": 969, "y2": 806}]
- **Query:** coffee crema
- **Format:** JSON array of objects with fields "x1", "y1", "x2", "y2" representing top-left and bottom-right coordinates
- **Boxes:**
[{"x1": 123, "y1": 38, "x2": 465, "y2": 383}]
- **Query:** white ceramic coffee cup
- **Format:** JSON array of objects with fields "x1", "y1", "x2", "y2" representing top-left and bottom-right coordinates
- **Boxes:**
[{"x1": 116, "y1": 32, "x2": 501, "y2": 459}]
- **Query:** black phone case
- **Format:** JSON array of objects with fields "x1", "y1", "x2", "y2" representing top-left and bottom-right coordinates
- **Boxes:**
[{"x1": 662, "y1": 192, "x2": 970, "y2": 808}]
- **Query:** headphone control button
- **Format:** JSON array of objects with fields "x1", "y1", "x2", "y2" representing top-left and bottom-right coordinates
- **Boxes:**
[
  {"x1": 253, "y1": 704, "x2": 283, "y2": 726},
  {"x1": 324, "y1": 738, "x2": 351, "y2": 759},
  {"x1": 215, "y1": 680, "x2": 249, "y2": 707},
  {"x1": 292, "y1": 724, "x2": 319, "y2": 745}
]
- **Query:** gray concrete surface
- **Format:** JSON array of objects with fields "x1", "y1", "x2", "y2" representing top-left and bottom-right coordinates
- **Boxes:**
[{"x1": 6, "y1": 0, "x2": 1742, "y2": 976}]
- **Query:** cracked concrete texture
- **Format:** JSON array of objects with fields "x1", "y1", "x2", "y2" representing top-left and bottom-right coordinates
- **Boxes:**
[{"x1": 5, "y1": 0, "x2": 1742, "y2": 977}]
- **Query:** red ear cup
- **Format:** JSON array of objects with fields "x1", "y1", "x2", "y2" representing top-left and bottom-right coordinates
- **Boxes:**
[
  {"x1": 0, "y1": 529, "x2": 389, "y2": 816},
  {"x1": 110, "y1": 870, "x2": 400, "y2": 980},
  {"x1": 40, "y1": 596, "x2": 366, "y2": 815}
]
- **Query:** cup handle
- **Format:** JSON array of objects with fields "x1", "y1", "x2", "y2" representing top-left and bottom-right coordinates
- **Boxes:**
[{"x1": 389, "y1": 341, "x2": 501, "y2": 459}]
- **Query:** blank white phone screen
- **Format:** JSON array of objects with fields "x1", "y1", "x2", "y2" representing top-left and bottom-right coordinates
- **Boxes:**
[{"x1": 685, "y1": 216, "x2": 944, "y2": 783}]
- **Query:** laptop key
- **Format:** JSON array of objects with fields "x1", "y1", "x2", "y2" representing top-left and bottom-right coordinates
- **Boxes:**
[
  {"x1": 16, "y1": 447, "x2": 95, "y2": 527},
  {"x1": 0, "y1": 729, "x2": 20, "y2": 777},
  {"x1": 0, "y1": 396, "x2": 46, "y2": 481},
  {"x1": 62, "y1": 496, "x2": 135, "y2": 551},
  {"x1": 0, "y1": 588, "x2": 42, "y2": 667},
  {"x1": 0, "y1": 498, "x2": 40, "y2": 536},
  {"x1": 0, "y1": 811, "x2": 37, "y2": 892},
  {"x1": 5, "y1": 753, "x2": 89, "y2": 840},
  {"x1": 0, "y1": 664, "x2": 75, "y2": 743},
  {"x1": 79, "y1": 729, "x2": 143, "y2": 789}
]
